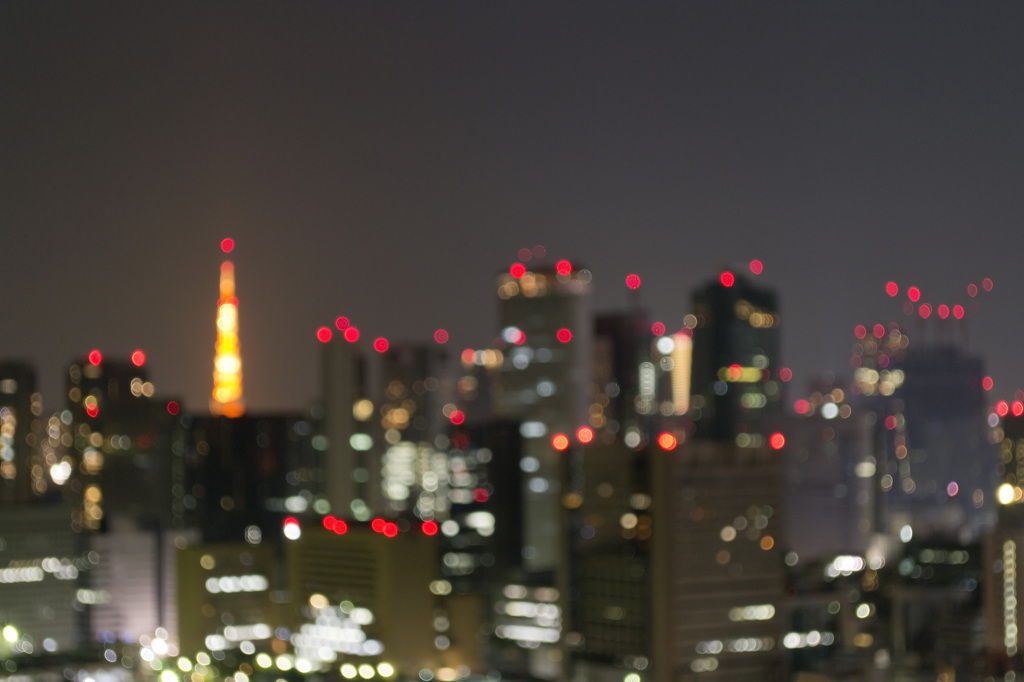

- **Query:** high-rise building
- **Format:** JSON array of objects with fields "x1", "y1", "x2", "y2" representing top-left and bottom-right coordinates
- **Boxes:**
[
  {"x1": 0, "y1": 361, "x2": 45, "y2": 503},
  {"x1": 211, "y1": 238, "x2": 244, "y2": 418},
  {"x1": 690, "y1": 270, "x2": 782, "y2": 441}
]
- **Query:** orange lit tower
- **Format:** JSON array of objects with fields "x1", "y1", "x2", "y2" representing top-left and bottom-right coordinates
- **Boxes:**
[{"x1": 211, "y1": 238, "x2": 244, "y2": 417}]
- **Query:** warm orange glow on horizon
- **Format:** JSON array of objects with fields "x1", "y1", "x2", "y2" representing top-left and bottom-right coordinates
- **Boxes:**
[{"x1": 211, "y1": 242, "x2": 244, "y2": 417}]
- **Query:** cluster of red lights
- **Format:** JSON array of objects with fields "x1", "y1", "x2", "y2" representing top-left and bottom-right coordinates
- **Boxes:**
[
  {"x1": 885, "y1": 279, "x2": 991, "y2": 319},
  {"x1": 322, "y1": 515, "x2": 349, "y2": 534},
  {"x1": 995, "y1": 401, "x2": 1024, "y2": 418}
]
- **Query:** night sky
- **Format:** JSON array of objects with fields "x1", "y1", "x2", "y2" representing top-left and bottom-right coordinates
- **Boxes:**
[{"x1": 3, "y1": 2, "x2": 1024, "y2": 413}]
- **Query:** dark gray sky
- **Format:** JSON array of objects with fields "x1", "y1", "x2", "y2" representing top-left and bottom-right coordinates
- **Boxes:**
[{"x1": 3, "y1": 2, "x2": 1023, "y2": 412}]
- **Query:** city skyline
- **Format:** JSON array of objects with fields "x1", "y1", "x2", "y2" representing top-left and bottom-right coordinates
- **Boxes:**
[{"x1": 3, "y1": 2, "x2": 1024, "y2": 412}]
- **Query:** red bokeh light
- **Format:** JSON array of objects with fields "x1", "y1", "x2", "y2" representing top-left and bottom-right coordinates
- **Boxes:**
[
  {"x1": 461, "y1": 348, "x2": 476, "y2": 364},
  {"x1": 88, "y1": 349, "x2": 102, "y2": 366},
  {"x1": 937, "y1": 304, "x2": 949, "y2": 319},
  {"x1": 749, "y1": 260, "x2": 763, "y2": 275},
  {"x1": 551, "y1": 433, "x2": 570, "y2": 451},
  {"x1": 166, "y1": 401, "x2": 180, "y2": 416},
  {"x1": 85, "y1": 403, "x2": 99, "y2": 418},
  {"x1": 1013, "y1": 401, "x2": 1024, "y2": 417},
  {"x1": 576, "y1": 426, "x2": 594, "y2": 444},
  {"x1": 434, "y1": 329, "x2": 449, "y2": 344},
  {"x1": 983, "y1": 277, "x2": 994, "y2": 292},
  {"x1": 374, "y1": 337, "x2": 389, "y2": 353},
  {"x1": 335, "y1": 316, "x2": 350, "y2": 330},
  {"x1": 422, "y1": 520, "x2": 439, "y2": 536},
  {"x1": 779, "y1": 367, "x2": 793, "y2": 382},
  {"x1": 383, "y1": 522, "x2": 398, "y2": 538},
  {"x1": 322, "y1": 515, "x2": 337, "y2": 530},
  {"x1": 873, "y1": 324, "x2": 886, "y2": 339},
  {"x1": 997, "y1": 401, "x2": 1010, "y2": 417},
  {"x1": 794, "y1": 399, "x2": 810, "y2": 414},
  {"x1": 343, "y1": 327, "x2": 360, "y2": 342},
  {"x1": 727, "y1": 364, "x2": 742, "y2": 380},
  {"x1": 719, "y1": 271, "x2": 735, "y2": 287},
  {"x1": 284, "y1": 516, "x2": 299, "y2": 527},
  {"x1": 220, "y1": 238, "x2": 234, "y2": 253},
  {"x1": 510, "y1": 263, "x2": 527, "y2": 278},
  {"x1": 885, "y1": 281, "x2": 899, "y2": 297},
  {"x1": 518, "y1": 248, "x2": 533, "y2": 262},
  {"x1": 473, "y1": 488, "x2": 489, "y2": 502},
  {"x1": 953, "y1": 305, "x2": 965, "y2": 319},
  {"x1": 556, "y1": 328, "x2": 572, "y2": 343},
  {"x1": 769, "y1": 432, "x2": 786, "y2": 450},
  {"x1": 983, "y1": 376, "x2": 994, "y2": 391},
  {"x1": 332, "y1": 519, "x2": 348, "y2": 534},
  {"x1": 371, "y1": 518, "x2": 386, "y2": 533},
  {"x1": 533, "y1": 244, "x2": 546, "y2": 259},
  {"x1": 316, "y1": 327, "x2": 332, "y2": 343},
  {"x1": 885, "y1": 415, "x2": 898, "y2": 430},
  {"x1": 907, "y1": 286, "x2": 921, "y2": 302},
  {"x1": 657, "y1": 432, "x2": 677, "y2": 450},
  {"x1": 918, "y1": 303, "x2": 932, "y2": 319},
  {"x1": 651, "y1": 321, "x2": 665, "y2": 336},
  {"x1": 625, "y1": 274, "x2": 641, "y2": 290},
  {"x1": 967, "y1": 283, "x2": 978, "y2": 297},
  {"x1": 511, "y1": 330, "x2": 526, "y2": 345},
  {"x1": 131, "y1": 350, "x2": 145, "y2": 367},
  {"x1": 854, "y1": 325, "x2": 867, "y2": 339},
  {"x1": 449, "y1": 410, "x2": 465, "y2": 425},
  {"x1": 556, "y1": 260, "x2": 572, "y2": 276}
]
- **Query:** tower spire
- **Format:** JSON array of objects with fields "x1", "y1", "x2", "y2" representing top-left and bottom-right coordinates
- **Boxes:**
[{"x1": 211, "y1": 238, "x2": 244, "y2": 417}]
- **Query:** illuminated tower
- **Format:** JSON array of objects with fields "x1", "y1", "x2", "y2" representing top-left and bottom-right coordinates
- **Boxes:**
[{"x1": 211, "y1": 238, "x2": 244, "y2": 417}]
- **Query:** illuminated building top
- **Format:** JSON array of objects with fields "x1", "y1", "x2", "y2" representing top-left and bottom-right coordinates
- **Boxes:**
[{"x1": 211, "y1": 238, "x2": 244, "y2": 417}]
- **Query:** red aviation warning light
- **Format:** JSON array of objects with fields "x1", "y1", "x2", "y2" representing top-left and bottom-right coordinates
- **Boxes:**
[
  {"x1": 335, "y1": 316, "x2": 350, "y2": 330},
  {"x1": 885, "y1": 281, "x2": 899, "y2": 297},
  {"x1": 371, "y1": 518, "x2": 386, "y2": 533},
  {"x1": 422, "y1": 520, "x2": 439, "y2": 536},
  {"x1": 907, "y1": 286, "x2": 921, "y2": 302},
  {"x1": 576, "y1": 426, "x2": 594, "y2": 444},
  {"x1": 510, "y1": 263, "x2": 527, "y2": 278},
  {"x1": 749, "y1": 260, "x2": 764, "y2": 275},
  {"x1": 131, "y1": 350, "x2": 146, "y2": 367},
  {"x1": 997, "y1": 401, "x2": 1010, "y2": 417},
  {"x1": 88, "y1": 349, "x2": 102, "y2": 366},
  {"x1": 316, "y1": 327, "x2": 332, "y2": 343},
  {"x1": 625, "y1": 274, "x2": 641, "y2": 290},
  {"x1": 556, "y1": 260, "x2": 572, "y2": 276},
  {"x1": 551, "y1": 433, "x2": 570, "y2": 451},
  {"x1": 374, "y1": 337, "x2": 389, "y2": 353},
  {"x1": 220, "y1": 238, "x2": 234, "y2": 253},
  {"x1": 769, "y1": 433, "x2": 786, "y2": 450},
  {"x1": 657, "y1": 432, "x2": 677, "y2": 450},
  {"x1": 434, "y1": 329, "x2": 449, "y2": 344},
  {"x1": 719, "y1": 271, "x2": 735, "y2": 287},
  {"x1": 343, "y1": 327, "x2": 360, "y2": 342},
  {"x1": 556, "y1": 328, "x2": 572, "y2": 343}
]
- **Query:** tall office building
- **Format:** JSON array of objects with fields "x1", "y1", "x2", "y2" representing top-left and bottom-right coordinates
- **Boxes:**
[
  {"x1": 0, "y1": 361, "x2": 45, "y2": 503},
  {"x1": 211, "y1": 238, "x2": 244, "y2": 417},
  {"x1": 690, "y1": 271, "x2": 782, "y2": 441}
]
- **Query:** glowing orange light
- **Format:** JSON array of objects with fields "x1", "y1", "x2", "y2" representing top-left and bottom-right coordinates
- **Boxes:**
[
  {"x1": 983, "y1": 277, "x2": 994, "y2": 292},
  {"x1": 556, "y1": 328, "x2": 572, "y2": 343},
  {"x1": 854, "y1": 325, "x2": 867, "y2": 339},
  {"x1": 383, "y1": 522, "x2": 398, "y2": 538},
  {"x1": 997, "y1": 401, "x2": 1010, "y2": 417},
  {"x1": 335, "y1": 316, "x2": 350, "y2": 330},
  {"x1": 374, "y1": 337, "x2": 389, "y2": 353},
  {"x1": 953, "y1": 305, "x2": 965, "y2": 319},
  {"x1": 625, "y1": 274, "x2": 641, "y2": 290},
  {"x1": 651, "y1": 321, "x2": 665, "y2": 336},
  {"x1": 473, "y1": 488, "x2": 489, "y2": 502},
  {"x1": 657, "y1": 432, "x2": 677, "y2": 450},
  {"x1": 885, "y1": 281, "x2": 899, "y2": 297},
  {"x1": 937, "y1": 304, "x2": 949, "y2": 319},
  {"x1": 461, "y1": 348, "x2": 475, "y2": 364},
  {"x1": 449, "y1": 410, "x2": 465, "y2": 425},
  {"x1": 510, "y1": 263, "x2": 526, "y2": 278},
  {"x1": 576, "y1": 426, "x2": 594, "y2": 444},
  {"x1": 556, "y1": 260, "x2": 572, "y2": 275},
  {"x1": 422, "y1": 520, "x2": 438, "y2": 535},
  {"x1": 551, "y1": 433, "x2": 570, "y2": 451},
  {"x1": 749, "y1": 260, "x2": 763, "y2": 275},
  {"x1": 131, "y1": 349, "x2": 145, "y2": 367},
  {"x1": 221, "y1": 238, "x2": 234, "y2": 253},
  {"x1": 873, "y1": 324, "x2": 885, "y2": 339},
  {"x1": 371, "y1": 518, "x2": 386, "y2": 533},
  {"x1": 88, "y1": 350, "x2": 102, "y2": 366},
  {"x1": 967, "y1": 283, "x2": 978, "y2": 297},
  {"x1": 719, "y1": 271, "x2": 735, "y2": 287},
  {"x1": 343, "y1": 327, "x2": 359, "y2": 342},
  {"x1": 779, "y1": 367, "x2": 793, "y2": 382},
  {"x1": 316, "y1": 327, "x2": 332, "y2": 343},
  {"x1": 434, "y1": 329, "x2": 449, "y2": 344},
  {"x1": 769, "y1": 432, "x2": 785, "y2": 449},
  {"x1": 983, "y1": 377, "x2": 994, "y2": 391},
  {"x1": 86, "y1": 403, "x2": 99, "y2": 418}
]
